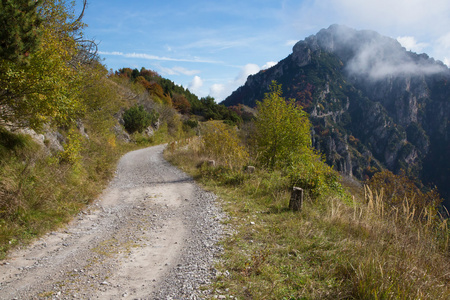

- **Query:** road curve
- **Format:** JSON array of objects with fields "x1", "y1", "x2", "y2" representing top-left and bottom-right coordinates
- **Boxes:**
[{"x1": 0, "y1": 144, "x2": 224, "y2": 299}]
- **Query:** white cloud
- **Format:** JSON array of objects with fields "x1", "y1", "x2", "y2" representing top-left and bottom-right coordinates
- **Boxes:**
[
  {"x1": 437, "y1": 32, "x2": 450, "y2": 49},
  {"x1": 188, "y1": 76, "x2": 203, "y2": 94},
  {"x1": 397, "y1": 36, "x2": 428, "y2": 53},
  {"x1": 236, "y1": 63, "x2": 260, "y2": 84},
  {"x1": 346, "y1": 41, "x2": 445, "y2": 80},
  {"x1": 288, "y1": 0, "x2": 450, "y2": 64},
  {"x1": 436, "y1": 32, "x2": 450, "y2": 66},
  {"x1": 285, "y1": 40, "x2": 298, "y2": 46},
  {"x1": 159, "y1": 66, "x2": 200, "y2": 76},
  {"x1": 331, "y1": 0, "x2": 450, "y2": 33},
  {"x1": 181, "y1": 37, "x2": 258, "y2": 51},
  {"x1": 444, "y1": 58, "x2": 450, "y2": 67},
  {"x1": 98, "y1": 51, "x2": 220, "y2": 64},
  {"x1": 209, "y1": 84, "x2": 226, "y2": 99},
  {"x1": 98, "y1": 51, "x2": 124, "y2": 56},
  {"x1": 208, "y1": 62, "x2": 278, "y2": 101},
  {"x1": 262, "y1": 61, "x2": 277, "y2": 69}
]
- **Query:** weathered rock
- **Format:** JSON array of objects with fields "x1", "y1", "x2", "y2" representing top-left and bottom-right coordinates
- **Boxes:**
[
  {"x1": 144, "y1": 126, "x2": 154, "y2": 137},
  {"x1": 113, "y1": 124, "x2": 131, "y2": 142}
]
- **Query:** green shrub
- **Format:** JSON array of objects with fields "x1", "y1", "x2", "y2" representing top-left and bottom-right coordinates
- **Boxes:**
[
  {"x1": 200, "y1": 121, "x2": 249, "y2": 169},
  {"x1": 123, "y1": 105, "x2": 158, "y2": 133}
]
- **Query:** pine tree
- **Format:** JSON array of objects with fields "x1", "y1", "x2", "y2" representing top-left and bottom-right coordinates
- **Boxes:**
[{"x1": 0, "y1": 0, "x2": 43, "y2": 63}]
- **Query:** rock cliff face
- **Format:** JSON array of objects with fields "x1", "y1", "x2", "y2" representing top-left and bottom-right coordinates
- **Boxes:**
[{"x1": 222, "y1": 25, "x2": 450, "y2": 206}]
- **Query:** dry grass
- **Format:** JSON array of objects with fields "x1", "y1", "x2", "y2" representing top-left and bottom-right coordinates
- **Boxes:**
[
  {"x1": 165, "y1": 138, "x2": 450, "y2": 299},
  {"x1": 0, "y1": 124, "x2": 132, "y2": 259}
]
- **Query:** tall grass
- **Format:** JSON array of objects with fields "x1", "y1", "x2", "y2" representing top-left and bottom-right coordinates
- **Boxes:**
[
  {"x1": 165, "y1": 137, "x2": 450, "y2": 299},
  {"x1": 0, "y1": 125, "x2": 128, "y2": 259}
]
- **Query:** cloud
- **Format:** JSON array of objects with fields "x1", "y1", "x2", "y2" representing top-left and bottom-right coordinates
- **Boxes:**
[
  {"x1": 262, "y1": 61, "x2": 277, "y2": 69},
  {"x1": 346, "y1": 41, "x2": 445, "y2": 80},
  {"x1": 209, "y1": 64, "x2": 260, "y2": 101},
  {"x1": 209, "y1": 62, "x2": 276, "y2": 101},
  {"x1": 181, "y1": 37, "x2": 256, "y2": 51},
  {"x1": 444, "y1": 58, "x2": 450, "y2": 67},
  {"x1": 436, "y1": 32, "x2": 450, "y2": 66},
  {"x1": 397, "y1": 36, "x2": 428, "y2": 52},
  {"x1": 209, "y1": 84, "x2": 226, "y2": 99},
  {"x1": 236, "y1": 63, "x2": 260, "y2": 83},
  {"x1": 188, "y1": 76, "x2": 203, "y2": 94},
  {"x1": 330, "y1": 0, "x2": 450, "y2": 33},
  {"x1": 159, "y1": 66, "x2": 200, "y2": 76},
  {"x1": 98, "y1": 51, "x2": 221, "y2": 64},
  {"x1": 285, "y1": 40, "x2": 298, "y2": 47},
  {"x1": 98, "y1": 51, "x2": 124, "y2": 56},
  {"x1": 317, "y1": 25, "x2": 446, "y2": 80},
  {"x1": 288, "y1": 0, "x2": 450, "y2": 64}
]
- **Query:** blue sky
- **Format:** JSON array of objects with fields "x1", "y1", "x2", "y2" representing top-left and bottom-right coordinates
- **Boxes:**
[{"x1": 78, "y1": 0, "x2": 450, "y2": 101}]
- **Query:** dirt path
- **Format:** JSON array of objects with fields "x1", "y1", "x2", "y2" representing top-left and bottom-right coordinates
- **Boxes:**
[{"x1": 0, "y1": 145, "x2": 224, "y2": 299}]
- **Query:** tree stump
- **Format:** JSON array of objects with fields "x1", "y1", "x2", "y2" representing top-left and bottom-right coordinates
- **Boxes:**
[
  {"x1": 245, "y1": 166, "x2": 255, "y2": 173},
  {"x1": 289, "y1": 187, "x2": 303, "y2": 212}
]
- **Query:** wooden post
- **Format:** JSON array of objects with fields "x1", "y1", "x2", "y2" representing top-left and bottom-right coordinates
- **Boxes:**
[
  {"x1": 289, "y1": 187, "x2": 303, "y2": 212},
  {"x1": 245, "y1": 166, "x2": 255, "y2": 173}
]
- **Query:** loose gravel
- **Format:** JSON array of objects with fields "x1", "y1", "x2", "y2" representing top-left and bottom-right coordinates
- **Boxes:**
[{"x1": 0, "y1": 144, "x2": 226, "y2": 299}]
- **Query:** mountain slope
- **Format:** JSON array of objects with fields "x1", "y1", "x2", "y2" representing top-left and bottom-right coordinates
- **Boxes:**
[{"x1": 222, "y1": 25, "x2": 450, "y2": 206}]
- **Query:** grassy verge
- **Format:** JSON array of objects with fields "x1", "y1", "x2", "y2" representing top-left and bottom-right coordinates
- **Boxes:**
[
  {"x1": 165, "y1": 139, "x2": 450, "y2": 299},
  {"x1": 0, "y1": 120, "x2": 175, "y2": 259}
]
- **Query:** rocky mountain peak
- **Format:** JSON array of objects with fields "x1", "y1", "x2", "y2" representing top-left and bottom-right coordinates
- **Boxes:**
[{"x1": 293, "y1": 25, "x2": 449, "y2": 81}]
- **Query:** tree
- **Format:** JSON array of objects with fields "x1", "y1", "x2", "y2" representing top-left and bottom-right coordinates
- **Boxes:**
[
  {"x1": 172, "y1": 93, "x2": 191, "y2": 114},
  {"x1": 0, "y1": 0, "x2": 90, "y2": 129},
  {"x1": 0, "y1": 0, "x2": 43, "y2": 64},
  {"x1": 254, "y1": 81, "x2": 312, "y2": 169}
]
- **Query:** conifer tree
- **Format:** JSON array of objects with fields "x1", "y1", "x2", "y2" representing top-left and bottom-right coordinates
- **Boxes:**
[{"x1": 0, "y1": 0, "x2": 43, "y2": 63}]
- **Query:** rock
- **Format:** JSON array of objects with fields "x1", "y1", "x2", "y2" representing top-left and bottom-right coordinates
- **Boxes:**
[
  {"x1": 76, "y1": 119, "x2": 89, "y2": 139},
  {"x1": 144, "y1": 126, "x2": 154, "y2": 137},
  {"x1": 113, "y1": 124, "x2": 131, "y2": 142}
]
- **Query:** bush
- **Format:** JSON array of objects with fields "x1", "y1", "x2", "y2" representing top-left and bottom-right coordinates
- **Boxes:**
[
  {"x1": 200, "y1": 121, "x2": 248, "y2": 169},
  {"x1": 367, "y1": 170, "x2": 443, "y2": 221},
  {"x1": 123, "y1": 105, "x2": 158, "y2": 133}
]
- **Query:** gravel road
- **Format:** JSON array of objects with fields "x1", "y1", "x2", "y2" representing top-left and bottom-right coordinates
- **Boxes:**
[{"x1": 0, "y1": 144, "x2": 225, "y2": 299}]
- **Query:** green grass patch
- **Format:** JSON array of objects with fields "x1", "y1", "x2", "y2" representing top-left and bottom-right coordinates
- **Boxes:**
[{"x1": 165, "y1": 142, "x2": 450, "y2": 299}]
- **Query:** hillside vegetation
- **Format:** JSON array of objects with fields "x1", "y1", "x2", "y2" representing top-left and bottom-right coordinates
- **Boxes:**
[
  {"x1": 166, "y1": 83, "x2": 450, "y2": 299},
  {"x1": 0, "y1": 0, "x2": 239, "y2": 258}
]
